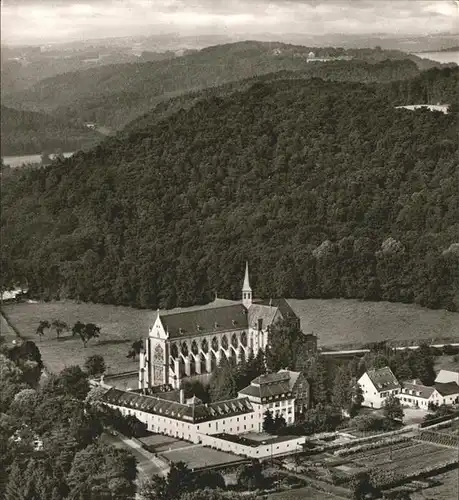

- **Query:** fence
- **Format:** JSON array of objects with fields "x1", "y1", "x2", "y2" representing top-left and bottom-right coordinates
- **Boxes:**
[{"x1": 418, "y1": 430, "x2": 459, "y2": 448}]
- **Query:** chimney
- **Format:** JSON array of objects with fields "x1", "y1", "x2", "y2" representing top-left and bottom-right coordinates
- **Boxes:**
[{"x1": 180, "y1": 389, "x2": 185, "y2": 404}]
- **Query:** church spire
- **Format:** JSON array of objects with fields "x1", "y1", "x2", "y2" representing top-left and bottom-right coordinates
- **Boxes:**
[{"x1": 242, "y1": 261, "x2": 252, "y2": 308}]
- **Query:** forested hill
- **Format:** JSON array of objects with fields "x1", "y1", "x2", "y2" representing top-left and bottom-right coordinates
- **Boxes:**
[
  {"x1": 2, "y1": 74, "x2": 458, "y2": 312},
  {"x1": 125, "y1": 64, "x2": 459, "y2": 136},
  {"x1": 0, "y1": 106, "x2": 102, "y2": 156},
  {"x1": 2, "y1": 41, "x2": 441, "y2": 130}
]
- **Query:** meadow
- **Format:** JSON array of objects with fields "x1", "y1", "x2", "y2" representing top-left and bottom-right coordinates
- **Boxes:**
[{"x1": 2, "y1": 298, "x2": 459, "y2": 374}]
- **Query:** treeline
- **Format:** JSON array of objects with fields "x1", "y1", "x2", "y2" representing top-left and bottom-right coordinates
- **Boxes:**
[
  {"x1": 0, "y1": 106, "x2": 101, "y2": 155},
  {"x1": 0, "y1": 339, "x2": 141, "y2": 499},
  {"x1": 1, "y1": 72, "x2": 458, "y2": 311},
  {"x1": 3, "y1": 41, "x2": 442, "y2": 130}
]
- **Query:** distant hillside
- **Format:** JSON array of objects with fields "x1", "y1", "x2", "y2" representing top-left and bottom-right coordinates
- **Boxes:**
[
  {"x1": 2, "y1": 41, "x2": 442, "y2": 130},
  {"x1": 125, "y1": 64, "x2": 458, "y2": 136},
  {"x1": 0, "y1": 106, "x2": 102, "y2": 156},
  {"x1": 2, "y1": 71, "x2": 458, "y2": 311}
]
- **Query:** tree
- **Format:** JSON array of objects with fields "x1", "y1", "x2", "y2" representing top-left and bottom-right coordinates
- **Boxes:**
[
  {"x1": 127, "y1": 339, "x2": 143, "y2": 360},
  {"x1": 72, "y1": 322, "x2": 100, "y2": 347},
  {"x1": 57, "y1": 366, "x2": 90, "y2": 400},
  {"x1": 194, "y1": 470, "x2": 225, "y2": 490},
  {"x1": 349, "y1": 379, "x2": 364, "y2": 416},
  {"x1": 71, "y1": 321, "x2": 86, "y2": 341},
  {"x1": 36, "y1": 320, "x2": 50, "y2": 339},
  {"x1": 166, "y1": 461, "x2": 194, "y2": 499},
  {"x1": 331, "y1": 366, "x2": 352, "y2": 410},
  {"x1": 262, "y1": 410, "x2": 275, "y2": 433},
  {"x1": 383, "y1": 394, "x2": 404, "y2": 422},
  {"x1": 236, "y1": 460, "x2": 264, "y2": 490},
  {"x1": 349, "y1": 472, "x2": 374, "y2": 500},
  {"x1": 208, "y1": 357, "x2": 237, "y2": 402},
  {"x1": 84, "y1": 355, "x2": 106, "y2": 377},
  {"x1": 67, "y1": 443, "x2": 136, "y2": 500},
  {"x1": 9, "y1": 388, "x2": 37, "y2": 422},
  {"x1": 273, "y1": 413, "x2": 287, "y2": 431},
  {"x1": 51, "y1": 320, "x2": 68, "y2": 339},
  {"x1": 139, "y1": 475, "x2": 169, "y2": 500}
]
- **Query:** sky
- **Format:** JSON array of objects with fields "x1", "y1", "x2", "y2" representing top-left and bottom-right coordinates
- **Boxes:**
[{"x1": 1, "y1": 0, "x2": 458, "y2": 45}]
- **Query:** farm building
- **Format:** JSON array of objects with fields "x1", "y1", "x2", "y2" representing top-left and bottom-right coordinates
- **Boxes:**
[
  {"x1": 396, "y1": 379, "x2": 459, "y2": 408},
  {"x1": 358, "y1": 367, "x2": 401, "y2": 408}
]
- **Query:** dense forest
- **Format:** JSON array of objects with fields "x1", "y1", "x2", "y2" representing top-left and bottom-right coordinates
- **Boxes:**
[
  {"x1": 0, "y1": 106, "x2": 101, "y2": 156},
  {"x1": 2, "y1": 41, "x2": 445, "y2": 130},
  {"x1": 1, "y1": 68, "x2": 458, "y2": 311}
]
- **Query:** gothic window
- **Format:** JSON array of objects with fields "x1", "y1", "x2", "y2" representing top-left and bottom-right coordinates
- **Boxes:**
[
  {"x1": 154, "y1": 344, "x2": 164, "y2": 363},
  {"x1": 221, "y1": 335, "x2": 228, "y2": 350},
  {"x1": 231, "y1": 333, "x2": 238, "y2": 348},
  {"x1": 181, "y1": 342, "x2": 189, "y2": 356},
  {"x1": 201, "y1": 338, "x2": 209, "y2": 353},
  {"x1": 241, "y1": 331, "x2": 247, "y2": 347},
  {"x1": 191, "y1": 340, "x2": 199, "y2": 355},
  {"x1": 170, "y1": 343, "x2": 178, "y2": 359},
  {"x1": 211, "y1": 336, "x2": 219, "y2": 352}
]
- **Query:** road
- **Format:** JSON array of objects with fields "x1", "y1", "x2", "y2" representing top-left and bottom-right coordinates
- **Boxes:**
[
  {"x1": 321, "y1": 343, "x2": 459, "y2": 357},
  {"x1": 102, "y1": 433, "x2": 170, "y2": 483}
]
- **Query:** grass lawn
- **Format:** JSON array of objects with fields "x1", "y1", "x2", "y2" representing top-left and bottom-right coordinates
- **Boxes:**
[
  {"x1": 3, "y1": 298, "x2": 459, "y2": 374},
  {"x1": 288, "y1": 298, "x2": 459, "y2": 348},
  {"x1": 138, "y1": 434, "x2": 195, "y2": 453},
  {"x1": 434, "y1": 354, "x2": 459, "y2": 373},
  {"x1": 1, "y1": 300, "x2": 153, "y2": 374},
  {"x1": 160, "y1": 444, "x2": 244, "y2": 469}
]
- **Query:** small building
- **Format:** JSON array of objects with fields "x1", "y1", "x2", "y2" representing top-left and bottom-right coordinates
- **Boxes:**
[
  {"x1": 435, "y1": 370, "x2": 459, "y2": 385},
  {"x1": 358, "y1": 367, "x2": 401, "y2": 409},
  {"x1": 397, "y1": 379, "x2": 459, "y2": 408},
  {"x1": 396, "y1": 379, "x2": 435, "y2": 408},
  {"x1": 433, "y1": 382, "x2": 459, "y2": 406}
]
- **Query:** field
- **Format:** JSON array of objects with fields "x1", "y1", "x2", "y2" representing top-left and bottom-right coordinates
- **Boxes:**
[
  {"x1": 288, "y1": 298, "x2": 459, "y2": 349},
  {"x1": 1, "y1": 301, "x2": 152, "y2": 373},
  {"x1": 2, "y1": 298, "x2": 459, "y2": 374},
  {"x1": 347, "y1": 440, "x2": 456, "y2": 477}
]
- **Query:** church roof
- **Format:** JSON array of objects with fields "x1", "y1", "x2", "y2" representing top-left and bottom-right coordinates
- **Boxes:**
[
  {"x1": 100, "y1": 387, "x2": 253, "y2": 423},
  {"x1": 248, "y1": 298, "x2": 298, "y2": 330},
  {"x1": 160, "y1": 303, "x2": 248, "y2": 338},
  {"x1": 257, "y1": 298, "x2": 297, "y2": 321}
]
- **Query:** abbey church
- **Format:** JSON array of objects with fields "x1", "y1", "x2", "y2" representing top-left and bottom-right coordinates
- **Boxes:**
[{"x1": 139, "y1": 263, "x2": 316, "y2": 390}]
